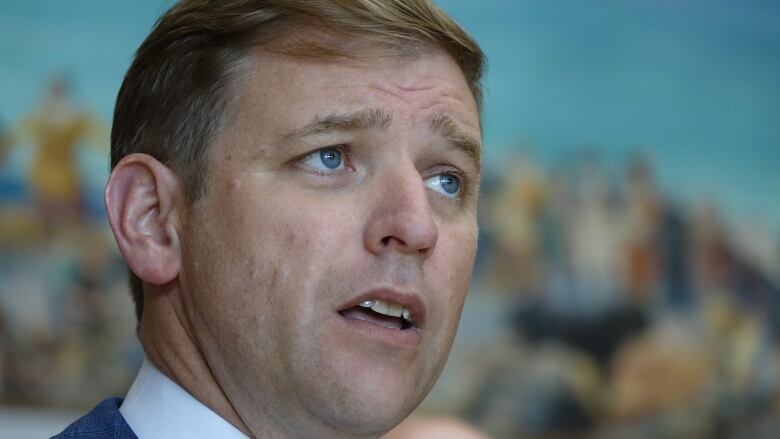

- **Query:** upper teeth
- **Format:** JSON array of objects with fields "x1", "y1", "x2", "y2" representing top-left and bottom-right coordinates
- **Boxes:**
[{"x1": 359, "y1": 299, "x2": 412, "y2": 323}]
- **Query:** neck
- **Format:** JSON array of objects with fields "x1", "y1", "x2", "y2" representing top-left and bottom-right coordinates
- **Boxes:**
[
  {"x1": 138, "y1": 284, "x2": 253, "y2": 437},
  {"x1": 138, "y1": 284, "x2": 384, "y2": 439}
]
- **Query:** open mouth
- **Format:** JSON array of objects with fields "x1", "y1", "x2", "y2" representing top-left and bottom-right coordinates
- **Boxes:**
[{"x1": 339, "y1": 299, "x2": 415, "y2": 330}]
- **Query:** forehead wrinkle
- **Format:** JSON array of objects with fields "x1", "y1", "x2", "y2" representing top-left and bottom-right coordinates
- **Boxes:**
[
  {"x1": 397, "y1": 83, "x2": 437, "y2": 92},
  {"x1": 430, "y1": 113, "x2": 482, "y2": 171},
  {"x1": 367, "y1": 82, "x2": 460, "y2": 109}
]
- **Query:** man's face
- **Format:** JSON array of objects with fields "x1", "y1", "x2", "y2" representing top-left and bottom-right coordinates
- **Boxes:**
[{"x1": 179, "y1": 42, "x2": 481, "y2": 436}]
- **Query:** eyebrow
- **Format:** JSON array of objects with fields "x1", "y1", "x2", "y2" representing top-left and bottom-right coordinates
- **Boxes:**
[
  {"x1": 282, "y1": 107, "x2": 481, "y2": 170},
  {"x1": 431, "y1": 113, "x2": 482, "y2": 171},
  {"x1": 283, "y1": 108, "x2": 393, "y2": 142}
]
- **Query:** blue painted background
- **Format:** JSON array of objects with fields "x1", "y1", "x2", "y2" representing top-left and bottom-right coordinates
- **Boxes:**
[{"x1": 1, "y1": 0, "x2": 778, "y2": 228}]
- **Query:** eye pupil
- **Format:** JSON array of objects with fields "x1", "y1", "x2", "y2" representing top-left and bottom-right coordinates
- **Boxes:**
[
  {"x1": 439, "y1": 174, "x2": 460, "y2": 194},
  {"x1": 319, "y1": 149, "x2": 342, "y2": 169}
]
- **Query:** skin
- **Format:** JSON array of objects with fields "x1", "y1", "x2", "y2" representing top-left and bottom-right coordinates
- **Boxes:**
[
  {"x1": 106, "y1": 38, "x2": 481, "y2": 439},
  {"x1": 383, "y1": 417, "x2": 491, "y2": 439}
]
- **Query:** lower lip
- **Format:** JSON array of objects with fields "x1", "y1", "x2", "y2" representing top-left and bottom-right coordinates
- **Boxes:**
[{"x1": 337, "y1": 314, "x2": 422, "y2": 348}]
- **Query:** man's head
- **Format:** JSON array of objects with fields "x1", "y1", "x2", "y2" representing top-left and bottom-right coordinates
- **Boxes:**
[
  {"x1": 112, "y1": 0, "x2": 483, "y2": 321},
  {"x1": 105, "y1": 1, "x2": 484, "y2": 437}
]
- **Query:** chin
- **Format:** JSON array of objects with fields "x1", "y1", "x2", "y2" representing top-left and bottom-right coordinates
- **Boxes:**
[
  {"x1": 314, "y1": 395, "x2": 416, "y2": 437},
  {"x1": 300, "y1": 360, "x2": 429, "y2": 436}
]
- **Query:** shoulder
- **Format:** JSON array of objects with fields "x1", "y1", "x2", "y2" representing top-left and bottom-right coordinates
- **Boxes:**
[{"x1": 51, "y1": 397, "x2": 138, "y2": 439}]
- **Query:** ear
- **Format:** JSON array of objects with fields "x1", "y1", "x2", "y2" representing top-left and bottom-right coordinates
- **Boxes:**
[{"x1": 105, "y1": 153, "x2": 183, "y2": 286}]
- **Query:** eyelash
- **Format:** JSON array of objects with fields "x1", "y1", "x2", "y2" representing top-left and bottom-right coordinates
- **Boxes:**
[
  {"x1": 295, "y1": 146, "x2": 471, "y2": 200},
  {"x1": 295, "y1": 145, "x2": 354, "y2": 176}
]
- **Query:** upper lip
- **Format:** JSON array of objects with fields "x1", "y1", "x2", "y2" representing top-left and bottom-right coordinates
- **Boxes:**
[{"x1": 338, "y1": 288, "x2": 427, "y2": 328}]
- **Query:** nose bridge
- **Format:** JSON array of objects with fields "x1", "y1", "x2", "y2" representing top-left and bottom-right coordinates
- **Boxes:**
[
  {"x1": 389, "y1": 163, "x2": 430, "y2": 217},
  {"x1": 364, "y1": 160, "x2": 438, "y2": 257}
]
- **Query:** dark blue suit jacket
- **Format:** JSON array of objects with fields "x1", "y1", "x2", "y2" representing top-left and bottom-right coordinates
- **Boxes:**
[{"x1": 52, "y1": 398, "x2": 138, "y2": 439}]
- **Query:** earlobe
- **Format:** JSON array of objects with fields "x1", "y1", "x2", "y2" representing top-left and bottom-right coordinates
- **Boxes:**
[{"x1": 105, "y1": 153, "x2": 183, "y2": 286}]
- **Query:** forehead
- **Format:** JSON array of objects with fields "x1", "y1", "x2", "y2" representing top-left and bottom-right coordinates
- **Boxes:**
[{"x1": 226, "y1": 40, "x2": 481, "y2": 140}]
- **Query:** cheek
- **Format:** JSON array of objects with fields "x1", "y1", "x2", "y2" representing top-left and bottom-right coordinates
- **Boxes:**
[
  {"x1": 440, "y1": 221, "x2": 478, "y2": 284},
  {"x1": 185, "y1": 186, "x2": 366, "y2": 378},
  {"x1": 427, "y1": 221, "x2": 478, "y2": 327},
  {"x1": 220, "y1": 189, "x2": 360, "y2": 313}
]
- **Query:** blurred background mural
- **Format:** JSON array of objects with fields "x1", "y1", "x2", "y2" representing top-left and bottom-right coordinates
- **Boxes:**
[{"x1": 1, "y1": 0, "x2": 779, "y2": 438}]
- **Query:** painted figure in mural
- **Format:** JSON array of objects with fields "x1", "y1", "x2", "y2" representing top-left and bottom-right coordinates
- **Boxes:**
[
  {"x1": 55, "y1": 0, "x2": 486, "y2": 438},
  {"x1": 15, "y1": 76, "x2": 105, "y2": 232}
]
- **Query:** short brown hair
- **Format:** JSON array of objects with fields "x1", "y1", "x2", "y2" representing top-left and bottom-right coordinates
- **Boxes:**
[{"x1": 112, "y1": 0, "x2": 486, "y2": 322}]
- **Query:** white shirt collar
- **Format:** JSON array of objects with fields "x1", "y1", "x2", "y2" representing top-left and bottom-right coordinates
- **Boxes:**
[{"x1": 119, "y1": 358, "x2": 249, "y2": 439}]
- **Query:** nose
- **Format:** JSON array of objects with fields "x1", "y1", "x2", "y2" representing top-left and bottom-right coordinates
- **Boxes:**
[{"x1": 363, "y1": 167, "x2": 439, "y2": 259}]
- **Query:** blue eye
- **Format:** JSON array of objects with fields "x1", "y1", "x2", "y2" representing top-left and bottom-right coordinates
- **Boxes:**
[
  {"x1": 425, "y1": 173, "x2": 461, "y2": 198},
  {"x1": 319, "y1": 149, "x2": 342, "y2": 169},
  {"x1": 301, "y1": 148, "x2": 344, "y2": 171}
]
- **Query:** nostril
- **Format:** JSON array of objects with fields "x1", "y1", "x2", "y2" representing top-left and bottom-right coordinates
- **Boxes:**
[
  {"x1": 367, "y1": 215, "x2": 436, "y2": 256},
  {"x1": 381, "y1": 236, "x2": 412, "y2": 248}
]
